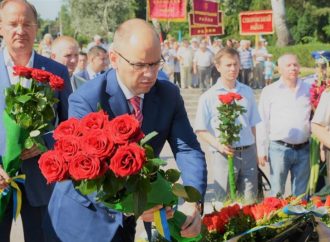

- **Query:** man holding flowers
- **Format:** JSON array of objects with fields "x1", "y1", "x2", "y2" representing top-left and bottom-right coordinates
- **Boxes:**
[
  {"x1": 0, "y1": 1, "x2": 72, "y2": 242},
  {"x1": 195, "y1": 47, "x2": 260, "y2": 203},
  {"x1": 47, "y1": 18, "x2": 207, "y2": 242}
]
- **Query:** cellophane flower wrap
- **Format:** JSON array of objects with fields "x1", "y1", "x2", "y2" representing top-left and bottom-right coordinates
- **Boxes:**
[
  {"x1": 0, "y1": 66, "x2": 64, "y2": 221},
  {"x1": 217, "y1": 92, "x2": 246, "y2": 200},
  {"x1": 38, "y1": 111, "x2": 202, "y2": 242},
  {"x1": 202, "y1": 195, "x2": 330, "y2": 241}
]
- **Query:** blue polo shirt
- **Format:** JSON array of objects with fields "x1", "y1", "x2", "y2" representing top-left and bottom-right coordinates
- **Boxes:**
[{"x1": 194, "y1": 80, "x2": 260, "y2": 151}]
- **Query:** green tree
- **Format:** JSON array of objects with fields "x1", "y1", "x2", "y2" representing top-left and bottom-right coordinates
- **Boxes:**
[{"x1": 67, "y1": 0, "x2": 135, "y2": 41}]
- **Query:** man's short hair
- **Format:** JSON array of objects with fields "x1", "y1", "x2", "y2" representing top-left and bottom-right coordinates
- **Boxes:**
[
  {"x1": 214, "y1": 47, "x2": 240, "y2": 64},
  {"x1": 88, "y1": 46, "x2": 107, "y2": 58},
  {"x1": 0, "y1": 0, "x2": 38, "y2": 23}
]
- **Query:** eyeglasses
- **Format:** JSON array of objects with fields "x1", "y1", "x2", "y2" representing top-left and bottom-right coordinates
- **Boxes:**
[{"x1": 115, "y1": 51, "x2": 164, "y2": 72}]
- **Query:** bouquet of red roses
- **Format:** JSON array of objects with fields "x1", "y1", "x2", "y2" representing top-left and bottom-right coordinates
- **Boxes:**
[
  {"x1": 1, "y1": 66, "x2": 64, "y2": 221},
  {"x1": 217, "y1": 92, "x2": 246, "y2": 200},
  {"x1": 38, "y1": 110, "x2": 202, "y2": 242}
]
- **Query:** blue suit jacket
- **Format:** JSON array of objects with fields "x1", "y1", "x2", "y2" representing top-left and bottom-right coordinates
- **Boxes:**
[
  {"x1": 0, "y1": 50, "x2": 72, "y2": 206},
  {"x1": 48, "y1": 69, "x2": 207, "y2": 242}
]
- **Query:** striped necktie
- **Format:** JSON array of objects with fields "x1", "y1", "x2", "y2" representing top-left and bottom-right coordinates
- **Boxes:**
[{"x1": 129, "y1": 96, "x2": 143, "y2": 125}]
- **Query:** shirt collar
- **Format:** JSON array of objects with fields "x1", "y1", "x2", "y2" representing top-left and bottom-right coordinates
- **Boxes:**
[
  {"x1": 214, "y1": 79, "x2": 242, "y2": 92},
  {"x1": 86, "y1": 65, "x2": 97, "y2": 79},
  {"x1": 277, "y1": 78, "x2": 302, "y2": 90},
  {"x1": 3, "y1": 47, "x2": 35, "y2": 67},
  {"x1": 116, "y1": 71, "x2": 144, "y2": 100}
]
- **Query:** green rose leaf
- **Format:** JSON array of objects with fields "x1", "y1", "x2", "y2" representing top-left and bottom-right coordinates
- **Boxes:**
[
  {"x1": 172, "y1": 184, "x2": 201, "y2": 202},
  {"x1": 140, "y1": 131, "x2": 158, "y2": 146},
  {"x1": 165, "y1": 169, "x2": 181, "y2": 183},
  {"x1": 16, "y1": 94, "x2": 31, "y2": 103},
  {"x1": 75, "y1": 179, "x2": 101, "y2": 195}
]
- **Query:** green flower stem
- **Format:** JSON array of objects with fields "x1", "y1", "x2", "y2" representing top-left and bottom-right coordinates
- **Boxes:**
[{"x1": 228, "y1": 154, "x2": 236, "y2": 200}]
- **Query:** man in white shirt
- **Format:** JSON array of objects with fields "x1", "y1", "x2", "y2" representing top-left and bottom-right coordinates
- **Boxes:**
[
  {"x1": 193, "y1": 41, "x2": 214, "y2": 90},
  {"x1": 257, "y1": 54, "x2": 311, "y2": 197},
  {"x1": 311, "y1": 91, "x2": 330, "y2": 184}
]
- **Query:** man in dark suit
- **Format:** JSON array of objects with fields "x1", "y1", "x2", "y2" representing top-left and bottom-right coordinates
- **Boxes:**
[
  {"x1": 47, "y1": 19, "x2": 207, "y2": 242},
  {"x1": 0, "y1": 1, "x2": 72, "y2": 242}
]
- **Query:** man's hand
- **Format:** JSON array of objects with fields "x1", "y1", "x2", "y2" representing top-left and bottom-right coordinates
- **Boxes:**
[
  {"x1": 20, "y1": 145, "x2": 42, "y2": 160},
  {"x1": 218, "y1": 143, "x2": 234, "y2": 156},
  {"x1": 258, "y1": 156, "x2": 268, "y2": 166},
  {"x1": 0, "y1": 166, "x2": 10, "y2": 190},
  {"x1": 179, "y1": 202, "x2": 202, "y2": 238},
  {"x1": 140, "y1": 205, "x2": 174, "y2": 222}
]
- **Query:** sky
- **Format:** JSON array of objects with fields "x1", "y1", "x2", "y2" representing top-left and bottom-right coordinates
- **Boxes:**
[{"x1": 29, "y1": 0, "x2": 63, "y2": 20}]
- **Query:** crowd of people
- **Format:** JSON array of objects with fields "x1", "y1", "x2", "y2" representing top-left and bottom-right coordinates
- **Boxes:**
[
  {"x1": 0, "y1": 0, "x2": 329, "y2": 242},
  {"x1": 161, "y1": 35, "x2": 275, "y2": 91}
]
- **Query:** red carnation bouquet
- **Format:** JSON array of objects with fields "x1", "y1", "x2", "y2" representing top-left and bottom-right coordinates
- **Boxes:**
[
  {"x1": 1, "y1": 66, "x2": 64, "y2": 221},
  {"x1": 38, "y1": 111, "x2": 202, "y2": 242},
  {"x1": 217, "y1": 92, "x2": 246, "y2": 200}
]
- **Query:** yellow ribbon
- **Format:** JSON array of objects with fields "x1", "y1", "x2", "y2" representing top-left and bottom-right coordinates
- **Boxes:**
[{"x1": 0, "y1": 174, "x2": 26, "y2": 220}]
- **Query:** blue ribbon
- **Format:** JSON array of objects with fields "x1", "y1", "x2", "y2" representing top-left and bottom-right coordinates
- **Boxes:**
[{"x1": 283, "y1": 204, "x2": 328, "y2": 217}]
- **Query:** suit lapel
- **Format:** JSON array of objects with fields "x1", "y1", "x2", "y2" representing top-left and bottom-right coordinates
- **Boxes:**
[
  {"x1": 141, "y1": 84, "x2": 159, "y2": 134},
  {"x1": 103, "y1": 70, "x2": 130, "y2": 118}
]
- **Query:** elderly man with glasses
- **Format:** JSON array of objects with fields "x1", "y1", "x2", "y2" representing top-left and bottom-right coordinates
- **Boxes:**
[{"x1": 46, "y1": 18, "x2": 207, "y2": 242}]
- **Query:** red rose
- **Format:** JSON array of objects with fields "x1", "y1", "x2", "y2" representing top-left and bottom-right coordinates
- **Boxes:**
[
  {"x1": 49, "y1": 74, "x2": 64, "y2": 90},
  {"x1": 38, "y1": 150, "x2": 68, "y2": 183},
  {"x1": 229, "y1": 92, "x2": 243, "y2": 101},
  {"x1": 81, "y1": 129, "x2": 115, "y2": 159},
  {"x1": 79, "y1": 110, "x2": 110, "y2": 134},
  {"x1": 31, "y1": 68, "x2": 51, "y2": 83},
  {"x1": 324, "y1": 195, "x2": 330, "y2": 207},
  {"x1": 109, "y1": 143, "x2": 146, "y2": 177},
  {"x1": 107, "y1": 114, "x2": 144, "y2": 144},
  {"x1": 68, "y1": 153, "x2": 105, "y2": 180},
  {"x1": 202, "y1": 212, "x2": 226, "y2": 233},
  {"x1": 218, "y1": 94, "x2": 234, "y2": 104},
  {"x1": 53, "y1": 117, "x2": 81, "y2": 140},
  {"x1": 13, "y1": 66, "x2": 32, "y2": 79},
  {"x1": 55, "y1": 136, "x2": 81, "y2": 161}
]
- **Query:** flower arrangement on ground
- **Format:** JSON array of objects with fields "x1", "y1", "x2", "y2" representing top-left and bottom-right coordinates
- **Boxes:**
[
  {"x1": 38, "y1": 111, "x2": 202, "y2": 241},
  {"x1": 217, "y1": 92, "x2": 246, "y2": 200},
  {"x1": 202, "y1": 195, "x2": 330, "y2": 241},
  {"x1": 0, "y1": 66, "x2": 64, "y2": 220}
]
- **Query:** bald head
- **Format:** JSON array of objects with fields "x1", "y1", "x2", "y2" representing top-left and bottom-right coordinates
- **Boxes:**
[
  {"x1": 278, "y1": 54, "x2": 298, "y2": 69},
  {"x1": 51, "y1": 36, "x2": 78, "y2": 54},
  {"x1": 113, "y1": 19, "x2": 160, "y2": 54},
  {"x1": 51, "y1": 36, "x2": 79, "y2": 76}
]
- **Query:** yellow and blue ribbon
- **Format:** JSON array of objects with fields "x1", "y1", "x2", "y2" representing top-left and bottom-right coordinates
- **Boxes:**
[
  {"x1": 0, "y1": 174, "x2": 25, "y2": 220},
  {"x1": 154, "y1": 208, "x2": 171, "y2": 241}
]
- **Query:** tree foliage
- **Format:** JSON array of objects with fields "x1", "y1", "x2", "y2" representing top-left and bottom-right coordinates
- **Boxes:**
[{"x1": 66, "y1": 0, "x2": 135, "y2": 41}]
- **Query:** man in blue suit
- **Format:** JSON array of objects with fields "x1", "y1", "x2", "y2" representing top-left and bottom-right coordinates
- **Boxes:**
[
  {"x1": 47, "y1": 19, "x2": 207, "y2": 242},
  {"x1": 0, "y1": 1, "x2": 72, "y2": 242}
]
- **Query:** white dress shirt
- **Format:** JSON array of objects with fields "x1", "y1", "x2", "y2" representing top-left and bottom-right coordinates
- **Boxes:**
[
  {"x1": 4, "y1": 47, "x2": 35, "y2": 88},
  {"x1": 256, "y1": 78, "x2": 311, "y2": 156},
  {"x1": 116, "y1": 72, "x2": 144, "y2": 112}
]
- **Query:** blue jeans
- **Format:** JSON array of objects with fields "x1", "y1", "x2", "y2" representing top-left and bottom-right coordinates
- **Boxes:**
[{"x1": 269, "y1": 141, "x2": 310, "y2": 197}]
